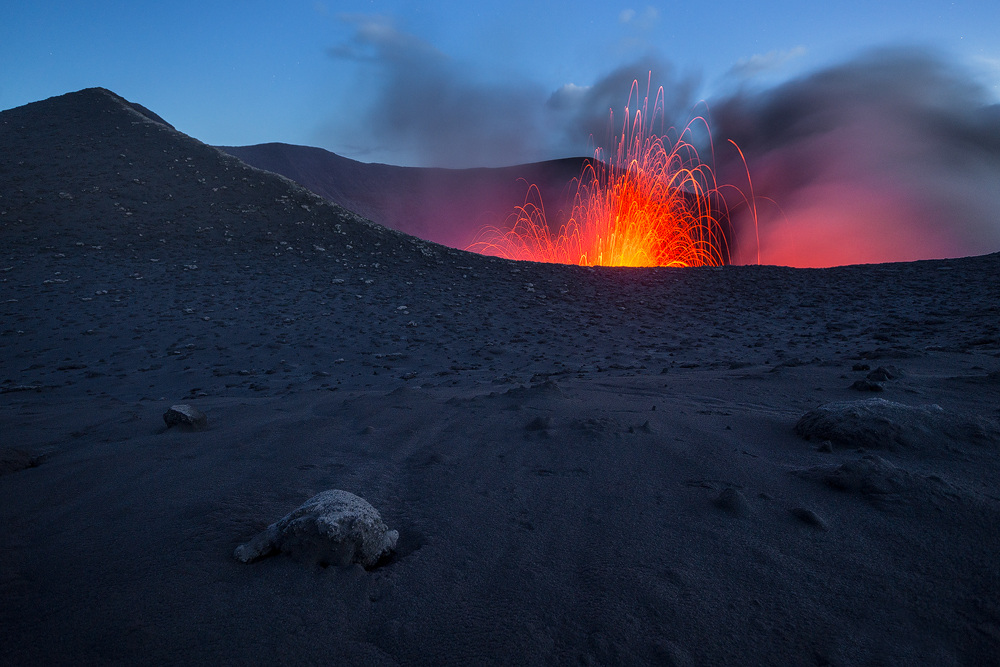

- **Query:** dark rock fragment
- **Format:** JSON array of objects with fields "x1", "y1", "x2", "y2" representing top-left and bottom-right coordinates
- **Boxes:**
[
  {"x1": 851, "y1": 379, "x2": 884, "y2": 392},
  {"x1": 0, "y1": 448, "x2": 48, "y2": 475},
  {"x1": 525, "y1": 416, "x2": 552, "y2": 431},
  {"x1": 795, "y1": 397, "x2": 1000, "y2": 452},
  {"x1": 790, "y1": 507, "x2": 827, "y2": 529},
  {"x1": 163, "y1": 404, "x2": 207, "y2": 430},
  {"x1": 792, "y1": 455, "x2": 961, "y2": 512},
  {"x1": 713, "y1": 487, "x2": 751, "y2": 516},
  {"x1": 867, "y1": 365, "x2": 905, "y2": 381}
]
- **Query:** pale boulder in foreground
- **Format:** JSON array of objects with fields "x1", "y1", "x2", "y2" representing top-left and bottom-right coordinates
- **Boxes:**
[{"x1": 234, "y1": 490, "x2": 399, "y2": 568}]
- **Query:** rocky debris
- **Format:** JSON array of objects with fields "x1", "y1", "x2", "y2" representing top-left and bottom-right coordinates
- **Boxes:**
[
  {"x1": 0, "y1": 385, "x2": 43, "y2": 394},
  {"x1": 163, "y1": 404, "x2": 207, "y2": 430},
  {"x1": 525, "y1": 416, "x2": 552, "y2": 431},
  {"x1": 789, "y1": 507, "x2": 827, "y2": 529},
  {"x1": 866, "y1": 365, "x2": 905, "y2": 381},
  {"x1": 713, "y1": 487, "x2": 751, "y2": 516},
  {"x1": 234, "y1": 489, "x2": 398, "y2": 568},
  {"x1": 503, "y1": 380, "x2": 564, "y2": 401},
  {"x1": 795, "y1": 398, "x2": 1000, "y2": 452},
  {"x1": 0, "y1": 447, "x2": 48, "y2": 475},
  {"x1": 793, "y1": 455, "x2": 960, "y2": 511},
  {"x1": 851, "y1": 379, "x2": 884, "y2": 392}
]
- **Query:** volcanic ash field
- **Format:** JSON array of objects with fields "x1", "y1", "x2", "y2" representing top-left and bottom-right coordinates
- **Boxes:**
[{"x1": 2, "y1": 88, "x2": 1000, "y2": 666}]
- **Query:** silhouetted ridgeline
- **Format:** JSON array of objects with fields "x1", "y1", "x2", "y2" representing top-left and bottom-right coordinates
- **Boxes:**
[{"x1": 217, "y1": 142, "x2": 588, "y2": 249}]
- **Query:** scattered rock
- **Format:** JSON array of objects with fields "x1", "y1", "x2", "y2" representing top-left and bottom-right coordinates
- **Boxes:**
[
  {"x1": 793, "y1": 454, "x2": 960, "y2": 511},
  {"x1": 852, "y1": 363, "x2": 870, "y2": 371},
  {"x1": 0, "y1": 384, "x2": 42, "y2": 394},
  {"x1": 816, "y1": 440, "x2": 834, "y2": 453},
  {"x1": 56, "y1": 363, "x2": 87, "y2": 371},
  {"x1": 626, "y1": 420, "x2": 652, "y2": 433},
  {"x1": 789, "y1": 507, "x2": 827, "y2": 529},
  {"x1": 163, "y1": 404, "x2": 207, "y2": 430},
  {"x1": 504, "y1": 380, "x2": 564, "y2": 401},
  {"x1": 867, "y1": 365, "x2": 905, "y2": 381},
  {"x1": 525, "y1": 416, "x2": 552, "y2": 431},
  {"x1": 713, "y1": 487, "x2": 751, "y2": 516},
  {"x1": 0, "y1": 447, "x2": 48, "y2": 475},
  {"x1": 234, "y1": 489, "x2": 398, "y2": 568},
  {"x1": 795, "y1": 398, "x2": 1000, "y2": 452},
  {"x1": 851, "y1": 379, "x2": 884, "y2": 392}
]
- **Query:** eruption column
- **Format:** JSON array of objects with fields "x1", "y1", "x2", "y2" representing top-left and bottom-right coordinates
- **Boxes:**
[{"x1": 468, "y1": 80, "x2": 752, "y2": 267}]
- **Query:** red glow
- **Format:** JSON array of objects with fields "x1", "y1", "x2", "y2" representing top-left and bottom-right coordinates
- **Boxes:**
[{"x1": 468, "y1": 80, "x2": 754, "y2": 267}]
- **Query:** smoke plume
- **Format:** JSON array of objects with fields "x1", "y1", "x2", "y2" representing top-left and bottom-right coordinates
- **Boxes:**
[
  {"x1": 713, "y1": 48, "x2": 1000, "y2": 266},
  {"x1": 328, "y1": 23, "x2": 1000, "y2": 265},
  {"x1": 326, "y1": 16, "x2": 695, "y2": 168}
]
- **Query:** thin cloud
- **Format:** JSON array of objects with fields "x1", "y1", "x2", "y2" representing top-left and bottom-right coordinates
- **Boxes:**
[
  {"x1": 727, "y1": 46, "x2": 807, "y2": 80},
  {"x1": 618, "y1": 6, "x2": 659, "y2": 29}
]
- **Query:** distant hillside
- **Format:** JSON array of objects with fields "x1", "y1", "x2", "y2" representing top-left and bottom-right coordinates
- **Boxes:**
[{"x1": 217, "y1": 143, "x2": 589, "y2": 249}]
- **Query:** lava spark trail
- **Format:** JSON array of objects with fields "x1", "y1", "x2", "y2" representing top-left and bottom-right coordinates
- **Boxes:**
[{"x1": 468, "y1": 79, "x2": 754, "y2": 267}]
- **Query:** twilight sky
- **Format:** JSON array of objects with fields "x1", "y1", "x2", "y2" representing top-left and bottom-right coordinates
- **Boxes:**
[{"x1": 2, "y1": 0, "x2": 999, "y2": 168}]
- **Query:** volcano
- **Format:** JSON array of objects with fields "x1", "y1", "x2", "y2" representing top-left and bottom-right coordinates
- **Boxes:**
[{"x1": 2, "y1": 88, "x2": 999, "y2": 666}]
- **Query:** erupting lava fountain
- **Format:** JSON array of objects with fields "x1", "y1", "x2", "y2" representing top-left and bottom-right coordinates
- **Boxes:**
[{"x1": 468, "y1": 79, "x2": 758, "y2": 267}]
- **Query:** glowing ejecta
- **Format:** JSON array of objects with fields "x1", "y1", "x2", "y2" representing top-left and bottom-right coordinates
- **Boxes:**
[{"x1": 468, "y1": 78, "x2": 756, "y2": 267}]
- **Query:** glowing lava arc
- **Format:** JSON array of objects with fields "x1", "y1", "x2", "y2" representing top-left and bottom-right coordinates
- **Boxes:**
[{"x1": 468, "y1": 82, "x2": 752, "y2": 267}]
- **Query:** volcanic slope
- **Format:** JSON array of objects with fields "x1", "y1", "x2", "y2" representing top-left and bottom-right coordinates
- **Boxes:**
[
  {"x1": 218, "y1": 141, "x2": 587, "y2": 250},
  {"x1": 2, "y1": 88, "x2": 1000, "y2": 666}
]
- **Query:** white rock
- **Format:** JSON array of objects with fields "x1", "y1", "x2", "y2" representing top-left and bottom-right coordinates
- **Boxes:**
[{"x1": 234, "y1": 490, "x2": 398, "y2": 568}]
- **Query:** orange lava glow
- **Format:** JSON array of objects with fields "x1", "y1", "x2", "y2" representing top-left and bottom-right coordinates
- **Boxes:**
[{"x1": 468, "y1": 81, "x2": 752, "y2": 267}]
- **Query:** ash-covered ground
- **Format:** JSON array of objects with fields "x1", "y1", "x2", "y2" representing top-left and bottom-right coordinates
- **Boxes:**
[{"x1": 2, "y1": 88, "x2": 999, "y2": 666}]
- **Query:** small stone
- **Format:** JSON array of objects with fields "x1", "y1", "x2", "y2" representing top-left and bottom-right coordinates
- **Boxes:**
[
  {"x1": 852, "y1": 363, "x2": 870, "y2": 371},
  {"x1": 817, "y1": 440, "x2": 834, "y2": 453},
  {"x1": 790, "y1": 507, "x2": 827, "y2": 529},
  {"x1": 163, "y1": 404, "x2": 207, "y2": 430},
  {"x1": 0, "y1": 447, "x2": 47, "y2": 475},
  {"x1": 525, "y1": 416, "x2": 552, "y2": 431},
  {"x1": 851, "y1": 379, "x2": 884, "y2": 392},
  {"x1": 713, "y1": 487, "x2": 751, "y2": 516},
  {"x1": 867, "y1": 365, "x2": 905, "y2": 381}
]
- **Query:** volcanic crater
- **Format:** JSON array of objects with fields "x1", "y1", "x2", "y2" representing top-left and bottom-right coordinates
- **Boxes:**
[{"x1": 2, "y1": 88, "x2": 999, "y2": 666}]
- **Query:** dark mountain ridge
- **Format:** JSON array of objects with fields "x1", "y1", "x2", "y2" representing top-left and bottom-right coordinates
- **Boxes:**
[{"x1": 217, "y1": 142, "x2": 589, "y2": 249}]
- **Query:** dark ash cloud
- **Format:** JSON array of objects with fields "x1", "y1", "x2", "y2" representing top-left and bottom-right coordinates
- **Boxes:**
[
  {"x1": 326, "y1": 16, "x2": 697, "y2": 168},
  {"x1": 713, "y1": 48, "x2": 1000, "y2": 266},
  {"x1": 547, "y1": 57, "x2": 700, "y2": 154},
  {"x1": 326, "y1": 15, "x2": 548, "y2": 168},
  {"x1": 324, "y1": 25, "x2": 1000, "y2": 265}
]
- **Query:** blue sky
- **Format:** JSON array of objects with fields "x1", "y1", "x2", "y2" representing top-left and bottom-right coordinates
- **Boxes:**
[{"x1": 2, "y1": 1, "x2": 999, "y2": 167}]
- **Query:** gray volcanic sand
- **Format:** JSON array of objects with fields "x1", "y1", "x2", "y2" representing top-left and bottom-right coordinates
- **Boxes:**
[{"x1": 2, "y1": 88, "x2": 1000, "y2": 666}]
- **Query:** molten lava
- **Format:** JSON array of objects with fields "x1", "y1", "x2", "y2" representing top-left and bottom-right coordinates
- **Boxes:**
[{"x1": 468, "y1": 81, "x2": 750, "y2": 267}]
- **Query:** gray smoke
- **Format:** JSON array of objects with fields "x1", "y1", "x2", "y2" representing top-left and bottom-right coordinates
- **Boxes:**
[
  {"x1": 326, "y1": 15, "x2": 547, "y2": 168},
  {"x1": 546, "y1": 57, "x2": 699, "y2": 154},
  {"x1": 327, "y1": 24, "x2": 1000, "y2": 264},
  {"x1": 326, "y1": 16, "x2": 695, "y2": 167},
  {"x1": 713, "y1": 48, "x2": 1000, "y2": 266}
]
